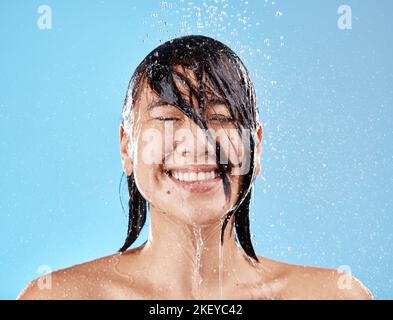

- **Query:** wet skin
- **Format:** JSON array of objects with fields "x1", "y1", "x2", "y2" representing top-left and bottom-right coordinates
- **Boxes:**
[
  {"x1": 18, "y1": 246, "x2": 372, "y2": 300},
  {"x1": 18, "y1": 67, "x2": 372, "y2": 300}
]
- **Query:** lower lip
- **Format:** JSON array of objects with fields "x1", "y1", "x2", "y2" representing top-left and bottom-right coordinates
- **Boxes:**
[{"x1": 166, "y1": 173, "x2": 222, "y2": 193}]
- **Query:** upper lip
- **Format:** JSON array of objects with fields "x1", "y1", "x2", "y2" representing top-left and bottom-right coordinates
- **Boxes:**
[{"x1": 164, "y1": 164, "x2": 219, "y2": 173}]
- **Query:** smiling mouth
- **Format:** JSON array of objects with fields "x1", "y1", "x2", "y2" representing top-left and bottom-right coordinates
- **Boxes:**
[{"x1": 163, "y1": 168, "x2": 223, "y2": 193}]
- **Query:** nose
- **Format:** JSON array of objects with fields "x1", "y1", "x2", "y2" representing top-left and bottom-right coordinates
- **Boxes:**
[{"x1": 174, "y1": 117, "x2": 214, "y2": 163}]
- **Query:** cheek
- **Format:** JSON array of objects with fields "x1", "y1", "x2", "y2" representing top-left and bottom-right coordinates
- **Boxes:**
[
  {"x1": 137, "y1": 128, "x2": 164, "y2": 166},
  {"x1": 217, "y1": 130, "x2": 247, "y2": 169},
  {"x1": 131, "y1": 137, "x2": 166, "y2": 202}
]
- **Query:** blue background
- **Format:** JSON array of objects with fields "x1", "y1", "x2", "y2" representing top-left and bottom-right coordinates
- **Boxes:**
[{"x1": 0, "y1": 0, "x2": 392, "y2": 299}]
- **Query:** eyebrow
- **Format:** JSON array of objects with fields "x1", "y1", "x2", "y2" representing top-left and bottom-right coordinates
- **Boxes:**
[
  {"x1": 206, "y1": 98, "x2": 227, "y2": 106},
  {"x1": 146, "y1": 98, "x2": 228, "y2": 112},
  {"x1": 147, "y1": 100, "x2": 172, "y2": 111}
]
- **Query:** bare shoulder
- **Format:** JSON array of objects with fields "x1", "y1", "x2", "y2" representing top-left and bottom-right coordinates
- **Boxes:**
[
  {"x1": 17, "y1": 253, "x2": 121, "y2": 300},
  {"x1": 255, "y1": 256, "x2": 372, "y2": 300},
  {"x1": 273, "y1": 260, "x2": 372, "y2": 300}
]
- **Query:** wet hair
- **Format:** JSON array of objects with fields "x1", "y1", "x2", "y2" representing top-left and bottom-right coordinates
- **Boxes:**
[{"x1": 119, "y1": 35, "x2": 260, "y2": 262}]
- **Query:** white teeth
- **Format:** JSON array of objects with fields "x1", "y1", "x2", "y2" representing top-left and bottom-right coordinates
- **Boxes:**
[{"x1": 170, "y1": 170, "x2": 217, "y2": 182}]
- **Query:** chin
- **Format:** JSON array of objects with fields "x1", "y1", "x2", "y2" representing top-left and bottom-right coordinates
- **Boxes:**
[{"x1": 184, "y1": 211, "x2": 224, "y2": 227}]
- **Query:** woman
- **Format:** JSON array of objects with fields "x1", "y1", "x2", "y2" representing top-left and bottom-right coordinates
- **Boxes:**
[{"x1": 18, "y1": 35, "x2": 372, "y2": 300}]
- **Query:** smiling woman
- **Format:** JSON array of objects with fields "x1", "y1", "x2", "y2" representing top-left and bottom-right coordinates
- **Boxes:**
[{"x1": 18, "y1": 35, "x2": 372, "y2": 300}]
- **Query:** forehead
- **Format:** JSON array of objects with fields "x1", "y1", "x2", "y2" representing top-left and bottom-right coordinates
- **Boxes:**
[{"x1": 135, "y1": 66, "x2": 227, "y2": 113}]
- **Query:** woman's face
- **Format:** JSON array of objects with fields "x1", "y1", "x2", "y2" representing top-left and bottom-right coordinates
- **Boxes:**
[{"x1": 120, "y1": 69, "x2": 262, "y2": 227}]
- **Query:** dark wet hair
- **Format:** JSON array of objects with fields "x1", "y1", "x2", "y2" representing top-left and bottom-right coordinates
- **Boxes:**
[{"x1": 119, "y1": 35, "x2": 260, "y2": 262}]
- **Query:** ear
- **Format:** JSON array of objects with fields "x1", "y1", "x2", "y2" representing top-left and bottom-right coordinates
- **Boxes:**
[
  {"x1": 119, "y1": 123, "x2": 133, "y2": 176},
  {"x1": 255, "y1": 122, "x2": 263, "y2": 177}
]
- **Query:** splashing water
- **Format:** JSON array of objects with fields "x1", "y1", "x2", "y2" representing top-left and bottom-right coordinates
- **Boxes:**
[
  {"x1": 218, "y1": 218, "x2": 224, "y2": 299},
  {"x1": 191, "y1": 227, "x2": 204, "y2": 298},
  {"x1": 112, "y1": 252, "x2": 135, "y2": 284}
]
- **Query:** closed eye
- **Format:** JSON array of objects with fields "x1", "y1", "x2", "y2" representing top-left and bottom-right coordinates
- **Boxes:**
[
  {"x1": 208, "y1": 115, "x2": 234, "y2": 122},
  {"x1": 154, "y1": 116, "x2": 181, "y2": 122}
]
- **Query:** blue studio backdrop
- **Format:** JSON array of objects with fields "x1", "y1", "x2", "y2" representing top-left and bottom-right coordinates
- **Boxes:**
[{"x1": 0, "y1": 0, "x2": 392, "y2": 299}]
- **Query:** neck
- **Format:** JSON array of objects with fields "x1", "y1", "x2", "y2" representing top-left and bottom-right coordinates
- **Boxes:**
[{"x1": 133, "y1": 205, "x2": 257, "y2": 298}]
